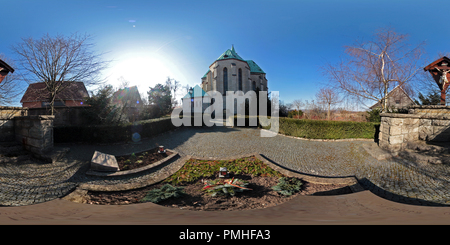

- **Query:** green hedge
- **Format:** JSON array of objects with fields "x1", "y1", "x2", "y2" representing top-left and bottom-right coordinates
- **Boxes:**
[
  {"x1": 54, "y1": 118, "x2": 178, "y2": 144},
  {"x1": 54, "y1": 116, "x2": 380, "y2": 143},
  {"x1": 263, "y1": 117, "x2": 380, "y2": 140}
]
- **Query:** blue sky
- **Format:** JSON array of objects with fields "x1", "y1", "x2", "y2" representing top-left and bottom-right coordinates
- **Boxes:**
[{"x1": 0, "y1": 0, "x2": 448, "y2": 109}]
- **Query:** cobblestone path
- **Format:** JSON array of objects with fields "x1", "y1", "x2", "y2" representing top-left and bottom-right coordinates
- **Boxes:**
[{"x1": 1, "y1": 126, "x2": 450, "y2": 206}]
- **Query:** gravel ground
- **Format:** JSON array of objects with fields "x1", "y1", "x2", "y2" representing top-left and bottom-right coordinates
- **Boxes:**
[{"x1": 2, "y1": 126, "x2": 450, "y2": 206}]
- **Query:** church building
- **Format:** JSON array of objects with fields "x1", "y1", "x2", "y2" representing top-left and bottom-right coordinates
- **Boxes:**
[
  {"x1": 201, "y1": 45, "x2": 268, "y2": 95},
  {"x1": 181, "y1": 46, "x2": 268, "y2": 116}
]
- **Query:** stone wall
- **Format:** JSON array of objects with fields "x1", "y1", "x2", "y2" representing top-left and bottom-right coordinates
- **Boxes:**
[
  {"x1": 0, "y1": 106, "x2": 27, "y2": 142},
  {"x1": 14, "y1": 115, "x2": 54, "y2": 155},
  {"x1": 380, "y1": 105, "x2": 450, "y2": 153},
  {"x1": 28, "y1": 106, "x2": 89, "y2": 126}
]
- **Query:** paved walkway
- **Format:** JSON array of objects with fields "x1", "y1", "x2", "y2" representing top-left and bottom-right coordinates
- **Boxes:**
[
  {"x1": 2, "y1": 126, "x2": 450, "y2": 208},
  {"x1": 2, "y1": 189, "x2": 450, "y2": 225}
]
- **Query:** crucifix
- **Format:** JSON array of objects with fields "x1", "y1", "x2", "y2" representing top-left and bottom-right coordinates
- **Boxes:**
[
  {"x1": 424, "y1": 57, "x2": 450, "y2": 105},
  {"x1": 435, "y1": 67, "x2": 449, "y2": 85}
]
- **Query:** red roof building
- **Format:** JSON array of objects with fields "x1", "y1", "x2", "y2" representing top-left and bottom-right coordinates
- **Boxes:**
[{"x1": 20, "y1": 82, "x2": 89, "y2": 108}]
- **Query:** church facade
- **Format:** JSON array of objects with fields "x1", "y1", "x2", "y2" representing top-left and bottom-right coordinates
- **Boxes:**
[{"x1": 201, "y1": 45, "x2": 268, "y2": 95}]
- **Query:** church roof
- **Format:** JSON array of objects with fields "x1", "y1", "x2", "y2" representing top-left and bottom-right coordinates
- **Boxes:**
[
  {"x1": 182, "y1": 85, "x2": 209, "y2": 98},
  {"x1": 216, "y1": 45, "x2": 245, "y2": 62},
  {"x1": 246, "y1": 60, "x2": 265, "y2": 74},
  {"x1": 202, "y1": 46, "x2": 266, "y2": 78}
]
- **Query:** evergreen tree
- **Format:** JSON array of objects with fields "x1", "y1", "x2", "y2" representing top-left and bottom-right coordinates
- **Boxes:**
[
  {"x1": 147, "y1": 83, "x2": 173, "y2": 117},
  {"x1": 416, "y1": 91, "x2": 440, "y2": 105},
  {"x1": 83, "y1": 85, "x2": 125, "y2": 125}
]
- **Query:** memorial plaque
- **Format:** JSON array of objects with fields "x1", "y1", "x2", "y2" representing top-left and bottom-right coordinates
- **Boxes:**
[{"x1": 91, "y1": 151, "x2": 119, "y2": 172}]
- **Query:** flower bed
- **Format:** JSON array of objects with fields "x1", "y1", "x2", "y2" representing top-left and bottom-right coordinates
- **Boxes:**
[{"x1": 84, "y1": 156, "x2": 353, "y2": 210}]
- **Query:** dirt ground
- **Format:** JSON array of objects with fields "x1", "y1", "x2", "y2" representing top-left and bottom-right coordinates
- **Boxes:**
[
  {"x1": 116, "y1": 148, "x2": 172, "y2": 171},
  {"x1": 86, "y1": 173, "x2": 352, "y2": 211}
]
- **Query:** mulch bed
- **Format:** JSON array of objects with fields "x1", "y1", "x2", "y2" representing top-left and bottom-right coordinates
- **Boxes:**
[
  {"x1": 116, "y1": 148, "x2": 173, "y2": 171},
  {"x1": 85, "y1": 173, "x2": 352, "y2": 211}
]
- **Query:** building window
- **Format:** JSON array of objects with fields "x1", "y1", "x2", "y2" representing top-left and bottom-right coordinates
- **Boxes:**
[
  {"x1": 223, "y1": 67, "x2": 228, "y2": 92},
  {"x1": 238, "y1": 68, "x2": 242, "y2": 91},
  {"x1": 395, "y1": 100, "x2": 400, "y2": 104},
  {"x1": 252, "y1": 81, "x2": 256, "y2": 91}
]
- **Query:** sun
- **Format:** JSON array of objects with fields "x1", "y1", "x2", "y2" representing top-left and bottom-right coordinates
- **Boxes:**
[{"x1": 112, "y1": 56, "x2": 173, "y2": 92}]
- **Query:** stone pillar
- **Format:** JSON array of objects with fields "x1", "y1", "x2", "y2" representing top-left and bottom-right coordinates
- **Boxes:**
[
  {"x1": 379, "y1": 113, "x2": 420, "y2": 153},
  {"x1": 14, "y1": 115, "x2": 54, "y2": 155}
]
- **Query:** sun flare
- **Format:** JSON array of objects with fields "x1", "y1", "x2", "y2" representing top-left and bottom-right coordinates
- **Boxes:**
[{"x1": 113, "y1": 56, "x2": 173, "y2": 92}]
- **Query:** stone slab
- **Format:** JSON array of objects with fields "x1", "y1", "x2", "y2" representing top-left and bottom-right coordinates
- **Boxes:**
[
  {"x1": 90, "y1": 151, "x2": 119, "y2": 172},
  {"x1": 362, "y1": 142, "x2": 395, "y2": 160}
]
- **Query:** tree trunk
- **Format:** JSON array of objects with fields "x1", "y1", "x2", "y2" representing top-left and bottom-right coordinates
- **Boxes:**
[
  {"x1": 50, "y1": 92, "x2": 56, "y2": 116},
  {"x1": 383, "y1": 82, "x2": 388, "y2": 112},
  {"x1": 327, "y1": 103, "x2": 331, "y2": 120}
]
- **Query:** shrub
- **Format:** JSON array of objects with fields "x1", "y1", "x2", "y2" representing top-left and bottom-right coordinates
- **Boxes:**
[
  {"x1": 366, "y1": 108, "x2": 381, "y2": 122},
  {"x1": 263, "y1": 117, "x2": 379, "y2": 140},
  {"x1": 141, "y1": 184, "x2": 185, "y2": 203},
  {"x1": 202, "y1": 178, "x2": 251, "y2": 197},
  {"x1": 165, "y1": 157, "x2": 283, "y2": 186},
  {"x1": 54, "y1": 117, "x2": 177, "y2": 143},
  {"x1": 288, "y1": 110, "x2": 303, "y2": 118},
  {"x1": 232, "y1": 115, "x2": 259, "y2": 127},
  {"x1": 271, "y1": 177, "x2": 303, "y2": 196}
]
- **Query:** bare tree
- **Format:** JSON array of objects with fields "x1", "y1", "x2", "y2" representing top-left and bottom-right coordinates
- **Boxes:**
[
  {"x1": 117, "y1": 76, "x2": 130, "y2": 90},
  {"x1": 0, "y1": 54, "x2": 23, "y2": 105},
  {"x1": 316, "y1": 87, "x2": 341, "y2": 120},
  {"x1": 165, "y1": 77, "x2": 181, "y2": 107},
  {"x1": 323, "y1": 27, "x2": 425, "y2": 112},
  {"x1": 291, "y1": 99, "x2": 304, "y2": 119},
  {"x1": 12, "y1": 33, "x2": 109, "y2": 115}
]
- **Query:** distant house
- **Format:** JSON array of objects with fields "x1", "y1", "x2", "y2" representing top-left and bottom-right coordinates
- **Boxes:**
[
  {"x1": 112, "y1": 86, "x2": 142, "y2": 122},
  {"x1": 20, "y1": 81, "x2": 89, "y2": 108},
  {"x1": 112, "y1": 86, "x2": 142, "y2": 107},
  {"x1": 0, "y1": 59, "x2": 14, "y2": 84},
  {"x1": 369, "y1": 85, "x2": 416, "y2": 110},
  {"x1": 20, "y1": 82, "x2": 90, "y2": 126}
]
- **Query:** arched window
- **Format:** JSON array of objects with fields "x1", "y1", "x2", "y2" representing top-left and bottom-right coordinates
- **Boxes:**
[
  {"x1": 238, "y1": 68, "x2": 242, "y2": 91},
  {"x1": 223, "y1": 67, "x2": 228, "y2": 93}
]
